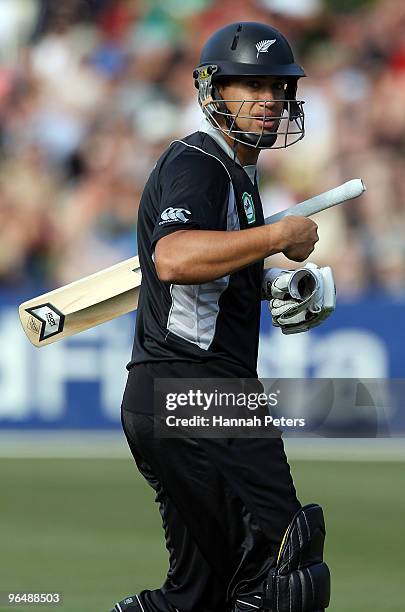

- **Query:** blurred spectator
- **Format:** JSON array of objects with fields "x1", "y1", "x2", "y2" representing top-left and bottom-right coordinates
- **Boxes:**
[{"x1": 0, "y1": 0, "x2": 404, "y2": 297}]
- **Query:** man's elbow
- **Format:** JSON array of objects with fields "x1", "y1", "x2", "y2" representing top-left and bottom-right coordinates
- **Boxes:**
[
  {"x1": 154, "y1": 243, "x2": 182, "y2": 283},
  {"x1": 155, "y1": 255, "x2": 178, "y2": 283},
  {"x1": 154, "y1": 233, "x2": 191, "y2": 283}
]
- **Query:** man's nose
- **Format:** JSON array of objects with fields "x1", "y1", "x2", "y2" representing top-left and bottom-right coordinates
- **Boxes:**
[
  {"x1": 258, "y1": 96, "x2": 278, "y2": 108},
  {"x1": 259, "y1": 84, "x2": 284, "y2": 102},
  {"x1": 260, "y1": 89, "x2": 280, "y2": 102}
]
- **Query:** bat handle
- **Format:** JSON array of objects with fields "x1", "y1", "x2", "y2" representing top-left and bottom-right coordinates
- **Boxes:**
[{"x1": 265, "y1": 179, "x2": 366, "y2": 224}]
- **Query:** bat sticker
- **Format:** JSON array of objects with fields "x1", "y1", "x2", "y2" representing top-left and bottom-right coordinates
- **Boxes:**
[{"x1": 25, "y1": 303, "x2": 65, "y2": 342}]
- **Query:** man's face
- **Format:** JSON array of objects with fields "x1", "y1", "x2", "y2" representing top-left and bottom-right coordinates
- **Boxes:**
[{"x1": 216, "y1": 75, "x2": 287, "y2": 135}]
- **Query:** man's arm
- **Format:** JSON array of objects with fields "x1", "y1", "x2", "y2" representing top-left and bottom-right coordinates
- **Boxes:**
[{"x1": 155, "y1": 216, "x2": 319, "y2": 284}]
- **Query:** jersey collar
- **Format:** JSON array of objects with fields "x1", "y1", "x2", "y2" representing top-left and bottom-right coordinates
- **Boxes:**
[{"x1": 199, "y1": 117, "x2": 257, "y2": 185}]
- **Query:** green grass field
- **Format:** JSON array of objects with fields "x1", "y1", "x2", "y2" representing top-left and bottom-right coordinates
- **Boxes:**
[{"x1": 1, "y1": 457, "x2": 404, "y2": 612}]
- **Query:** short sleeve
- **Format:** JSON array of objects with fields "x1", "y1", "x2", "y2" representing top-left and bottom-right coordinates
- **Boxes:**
[{"x1": 151, "y1": 150, "x2": 231, "y2": 250}]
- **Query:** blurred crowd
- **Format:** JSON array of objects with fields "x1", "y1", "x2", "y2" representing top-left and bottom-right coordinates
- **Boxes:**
[{"x1": 0, "y1": 0, "x2": 404, "y2": 297}]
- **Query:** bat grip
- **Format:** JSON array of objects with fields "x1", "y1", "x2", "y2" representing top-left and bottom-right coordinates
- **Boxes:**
[{"x1": 265, "y1": 179, "x2": 365, "y2": 224}]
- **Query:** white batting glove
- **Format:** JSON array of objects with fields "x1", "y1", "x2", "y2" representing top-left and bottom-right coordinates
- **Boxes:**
[{"x1": 264, "y1": 263, "x2": 336, "y2": 334}]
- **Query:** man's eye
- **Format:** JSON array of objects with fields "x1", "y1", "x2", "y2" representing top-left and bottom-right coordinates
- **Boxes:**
[
  {"x1": 274, "y1": 82, "x2": 286, "y2": 91},
  {"x1": 247, "y1": 80, "x2": 261, "y2": 89}
]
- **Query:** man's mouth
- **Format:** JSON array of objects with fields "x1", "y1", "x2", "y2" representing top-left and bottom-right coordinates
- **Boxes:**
[{"x1": 254, "y1": 115, "x2": 278, "y2": 129}]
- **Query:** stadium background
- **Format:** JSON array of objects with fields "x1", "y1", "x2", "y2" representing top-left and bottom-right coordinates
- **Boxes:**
[{"x1": 0, "y1": 1, "x2": 404, "y2": 610}]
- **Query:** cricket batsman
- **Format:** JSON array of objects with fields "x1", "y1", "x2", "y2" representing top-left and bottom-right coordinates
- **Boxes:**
[{"x1": 111, "y1": 21, "x2": 333, "y2": 612}]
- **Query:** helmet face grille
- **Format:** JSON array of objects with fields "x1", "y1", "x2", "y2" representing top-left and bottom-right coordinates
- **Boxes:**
[
  {"x1": 194, "y1": 64, "x2": 305, "y2": 149},
  {"x1": 202, "y1": 97, "x2": 305, "y2": 150}
]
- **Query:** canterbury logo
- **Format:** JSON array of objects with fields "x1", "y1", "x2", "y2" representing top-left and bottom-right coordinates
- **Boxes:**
[
  {"x1": 256, "y1": 39, "x2": 276, "y2": 59},
  {"x1": 160, "y1": 207, "x2": 192, "y2": 223}
]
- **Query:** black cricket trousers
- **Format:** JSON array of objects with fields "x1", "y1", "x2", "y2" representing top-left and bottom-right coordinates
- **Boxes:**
[{"x1": 120, "y1": 361, "x2": 301, "y2": 612}]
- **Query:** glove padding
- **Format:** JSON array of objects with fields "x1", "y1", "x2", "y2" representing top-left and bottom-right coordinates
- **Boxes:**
[{"x1": 267, "y1": 262, "x2": 336, "y2": 334}]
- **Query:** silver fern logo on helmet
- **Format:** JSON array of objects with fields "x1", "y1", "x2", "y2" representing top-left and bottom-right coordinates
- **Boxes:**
[{"x1": 256, "y1": 39, "x2": 276, "y2": 60}]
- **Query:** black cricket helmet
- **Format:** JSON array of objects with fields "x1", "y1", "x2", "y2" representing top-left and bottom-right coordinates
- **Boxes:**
[{"x1": 193, "y1": 22, "x2": 306, "y2": 149}]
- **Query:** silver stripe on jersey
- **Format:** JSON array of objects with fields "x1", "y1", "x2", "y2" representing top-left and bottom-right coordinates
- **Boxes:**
[
  {"x1": 166, "y1": 180, "x2": 239, "y2": 350},
  {"x1": 170, "y1": 138, "x2": 232, "y2": 180}
]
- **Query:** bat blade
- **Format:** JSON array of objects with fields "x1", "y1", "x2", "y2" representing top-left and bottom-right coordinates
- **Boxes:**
[{"x1": 19, "y1": 256, "x2": 141, "y2": 347}]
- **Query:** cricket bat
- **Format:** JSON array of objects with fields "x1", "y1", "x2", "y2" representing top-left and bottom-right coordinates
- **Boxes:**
[{"x1": 19, "y1": 179, "x2": 365, "y2": 347}]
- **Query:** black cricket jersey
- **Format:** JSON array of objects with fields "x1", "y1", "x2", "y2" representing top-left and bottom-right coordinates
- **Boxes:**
[{"x1": 127, "y1": 126, "x2": 265, "y2": 375}]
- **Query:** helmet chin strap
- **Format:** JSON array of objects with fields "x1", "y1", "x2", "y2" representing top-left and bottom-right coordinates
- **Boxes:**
[
  {"x1": 218, "y1": 113, "x2": 279, "y2": 149},
  {"x1": 235, "y1": 129, "x2": 278, "y2": 148},
  {"x1": 214, "y1": 92, "x2": 279, "y2": 149}
]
